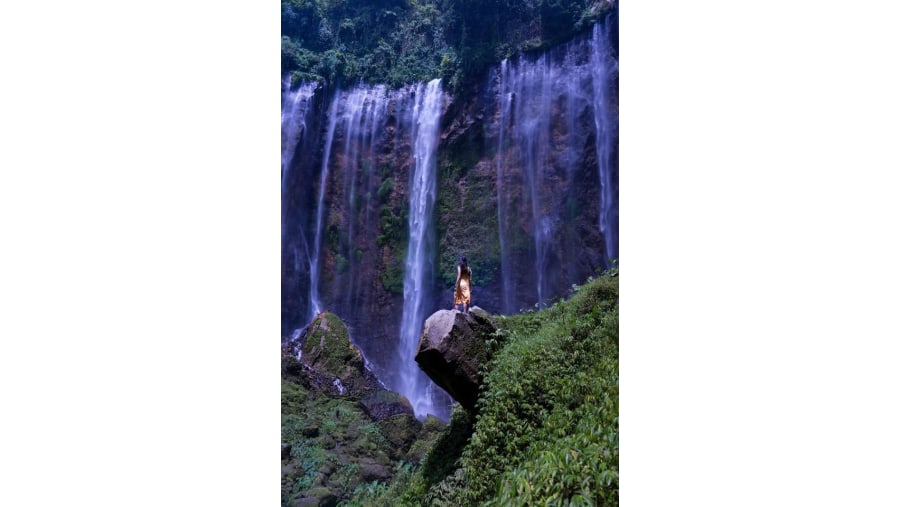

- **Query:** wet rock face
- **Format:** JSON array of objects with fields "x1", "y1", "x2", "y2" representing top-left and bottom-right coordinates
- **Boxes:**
[
  {"x1": 280, "y1": 85, "x2": 431, "y2": 393},
  {"x1": 414, "y1": 307, "x2": 497, "y2": 411},
  {"x1": 282, "y1": 18, "x2": 618, "y2": 412}
]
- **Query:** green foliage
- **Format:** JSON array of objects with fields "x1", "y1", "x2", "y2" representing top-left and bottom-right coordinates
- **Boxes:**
[
  {"x1": 380, "y1": 257, "x2": 405, "y2": 294},
  {"x1": 283, "y1": 317, "x2": 420, "y2": 505},
  {"x1": 291, "y1": 440, "x2": 327, "y2": 490},
  {"x1": 282, "y1": 387, "x2": 401, "y2": 504},
  {"x1": 377, "y1": 204, "x2": 406, "y2": 247},
  {"x1": 376, "y1": 177, "x2": 394, "y2": 200},
  {"x1": 465, "y1": 275, "x2": 618, "y2": 504},
  {"x1": 435, "y1": 152, "x2": 502, "y2": 289},
  {"x1": 376, "y1": 193, "x2": 408, "y2": 293},
  {"x1": 358, "y1": 422, "x2": 391, "y2": 450},
  {"x1": 282, "y1": 413, "x2": 310, "y2": 445},
  {"x1": 281, "y1": 381, "x2": 308, "y2": 414},
  {"x1": 301, "y1": 312, "x2": 362, "y2": 377},
  {"x1": 601, "y1": 258, "x2": 619, "y2": 278},
  {"x1": 282, "y1": 0, "x2": 615, "y2": 93},
  {"x1": 363, "y1": 273, "x2": 619, "y2": 505},
  {"x1": 293, "y1": 275, "x2": 618, "y2": 504},
  {"x1": 335, "y1": 253, "x2": 348, "y2": 273},
  {"x1": 406, "y1": 414, "x2": 449, "y2": 462},
  {"x1": 340, "y1": 461, "x2": 418, "y2": 507},
  {"x1": 332, "y1": 462, "x2": 361, "y2": 491},
  {"x1": 339, "y1": 480, "x2": 390, "y2": 507}
]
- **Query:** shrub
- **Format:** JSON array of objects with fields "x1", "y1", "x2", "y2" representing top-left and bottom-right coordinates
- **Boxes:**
[{"x1": 357, "y1": 273, "x2": 619, "y2": 504}]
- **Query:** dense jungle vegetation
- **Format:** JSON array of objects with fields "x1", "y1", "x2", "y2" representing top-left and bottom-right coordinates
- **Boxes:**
[
  {"x1": 281, "y1": 0, "x2": 615, "y2": 93},
  {"x1": 340, "y1": 270, "x2": 619, "y2": 505}
]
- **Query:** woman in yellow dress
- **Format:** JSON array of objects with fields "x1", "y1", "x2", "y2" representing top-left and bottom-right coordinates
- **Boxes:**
[{"x1": 454, "y1": 256, "x2": 473, "y2": 313}]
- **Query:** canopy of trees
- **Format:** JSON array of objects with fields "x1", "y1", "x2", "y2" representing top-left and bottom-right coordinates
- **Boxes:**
[{"x1": 282, "y1": 0, "x2": 615, "y2": 92}]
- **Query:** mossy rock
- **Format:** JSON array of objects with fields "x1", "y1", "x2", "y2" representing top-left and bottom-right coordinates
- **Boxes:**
[
  {"x1": 301, "y1": 312, "x2": 363, "y2": 377},
  {"x1": 298, "y1": 312, "x2": 381, "y2": 398},
  {"x1": 358, "y1": 390, "x2": 414, "y2": 421},
  {"x1": 415, "y1": 309, "x2": 495, "y2": 411},
  {"x1": 282, "y1": 381, "x2": 308, "y2": 415},
  {"x1": 281, "y1": 350, "x2": 306, "y2": 381},
  {"x1": 304, "y1": 487, "x2": 337, "y2": 507},
  {"x1": 406, "y1": 414, "x2": 447, "y2": 463},
  {"x1": 377, "y1": 413, "x2": 422, "y2": 460}
]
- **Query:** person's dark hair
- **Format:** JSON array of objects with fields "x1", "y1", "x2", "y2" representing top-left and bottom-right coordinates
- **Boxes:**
[{"x1": 459, "y1": 256, "x2": 469, "y2": 273}]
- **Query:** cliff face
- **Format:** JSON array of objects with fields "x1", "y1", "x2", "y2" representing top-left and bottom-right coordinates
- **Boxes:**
[
  {"x1": 437, "y1": 19, "x2": 618, "y2": 314},
  {"x1": 281, "y1": 12, "x2": 617, "y2": 414},
  {"x1": 282, "y1": 81, "x2": 448, "y2": 401}
]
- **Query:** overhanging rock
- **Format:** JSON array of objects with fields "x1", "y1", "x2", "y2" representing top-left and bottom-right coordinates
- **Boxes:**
[{"x1": 414, "y1": 307, "x2": 496, "y2": 411}]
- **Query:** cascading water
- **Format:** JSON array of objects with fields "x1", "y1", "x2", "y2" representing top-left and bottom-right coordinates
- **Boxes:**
[
  {"x1": 282, "y1": 78, "x2": 320, "y2": 329},
  {"x1": 336, "y1": 86, "x2": 389, "y2": 311},
  {"x1": 495, "y1": 60, "x2": 514, "y2": 315},
  {"x1": 308, "y1": 93, "x2": 341, "y2": 322},
  {"x1": 398, "y1": 79, "x2": 443, "y2": 418},
  {"x1": 281, "y1": 77, "x2": 318, "y2": 253},
  {"x1": 284, "y1": 78, "x2": 450, "y2": 418},
  {"x1": 497, "y1": 53, "x2": 555, "y2": 308},
  {"x1": 281, "y1": 77, "x2": 318, "y2": 196},
  {"x1": 306, "y1": 85, "x2": 392, "y2": 323},
  {"x1": 590, "y1": 22, "x2": 619, "y2": 263},
  {"x1": 492, "y1": 20, "x2": 618, "y2": 311},
  {"x1": 282, "y1": 20, "x2": 616, "y2": 422}
]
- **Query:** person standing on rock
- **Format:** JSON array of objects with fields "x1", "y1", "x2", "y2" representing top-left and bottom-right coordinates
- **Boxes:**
[{"x1": 454, "y1": 256, "x2": 473, "y2": 313}]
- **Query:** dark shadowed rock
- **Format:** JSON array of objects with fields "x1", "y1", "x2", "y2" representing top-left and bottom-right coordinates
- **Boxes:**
[
  {"x1": 303, "y1": 487, "x2": 337, "y2": 507},
  {"x1": 377, "y1": 413, "x2": 423, "y2": 460},
  {"x1": 358, "y1": 390, "x2": 415, "y2": 421},
  {"x1": 358, "y1": 460, "x2": 393, "y2": 482},
  {"x1": 414, "y1": 306, "x2": 496, "y2": 410},
  {"x1": 405, "y1": 414, "x2": 447, "y2": 462}
]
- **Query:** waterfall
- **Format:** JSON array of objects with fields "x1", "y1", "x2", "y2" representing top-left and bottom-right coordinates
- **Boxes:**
[
  {"x1": 398, "y1": 79, "x2": 443, "y2": 418},
  {"x1": 590, "y1": 22, "x2": 619, "y2": 263},
  {"x1": 493, "y1": 20, "x2": 618, "y2": 310},
  {"x1": 306, "y1": 86, "x2": 392, "y2": 323},
  {"x1": 281, "y1": 77, "x2": 318, "y2": 196},
  {"x1": 496, "y1": 60, "x2": 514, "y2": 315},
  {"x1": 281, "y1": 77, "x2": 318, "y2": 256},
  {"x1": 309, "y1": 93, "x2": 341, "y2": 322},
  {"x1": 281, "y1": 77, "x2": 319, "y2": 332},
  {"x1": 499, "y1": 53, "x2": 554, "y2": 307},
  {"x1": 336, "y1": 86, "x2": 389, "y2": 311},
  {"x1": 282, "y1": 21, "x2": 616, "y2": 421},
  {"x1": 289, "y1": 79, "x2": 450, "y2": 419}
]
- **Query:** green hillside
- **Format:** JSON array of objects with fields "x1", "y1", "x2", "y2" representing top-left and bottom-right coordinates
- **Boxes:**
[{"x1": 341, "y1": 268, "x2": 619, "y2": 505}]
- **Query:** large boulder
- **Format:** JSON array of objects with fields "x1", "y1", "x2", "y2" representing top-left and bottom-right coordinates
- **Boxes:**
[
  {"x1": 284, "y1": 312, "x2": 382, "y2": 398},
  {"x1": 414, "y1": 307, "x2": 496, "y2": 411}
]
